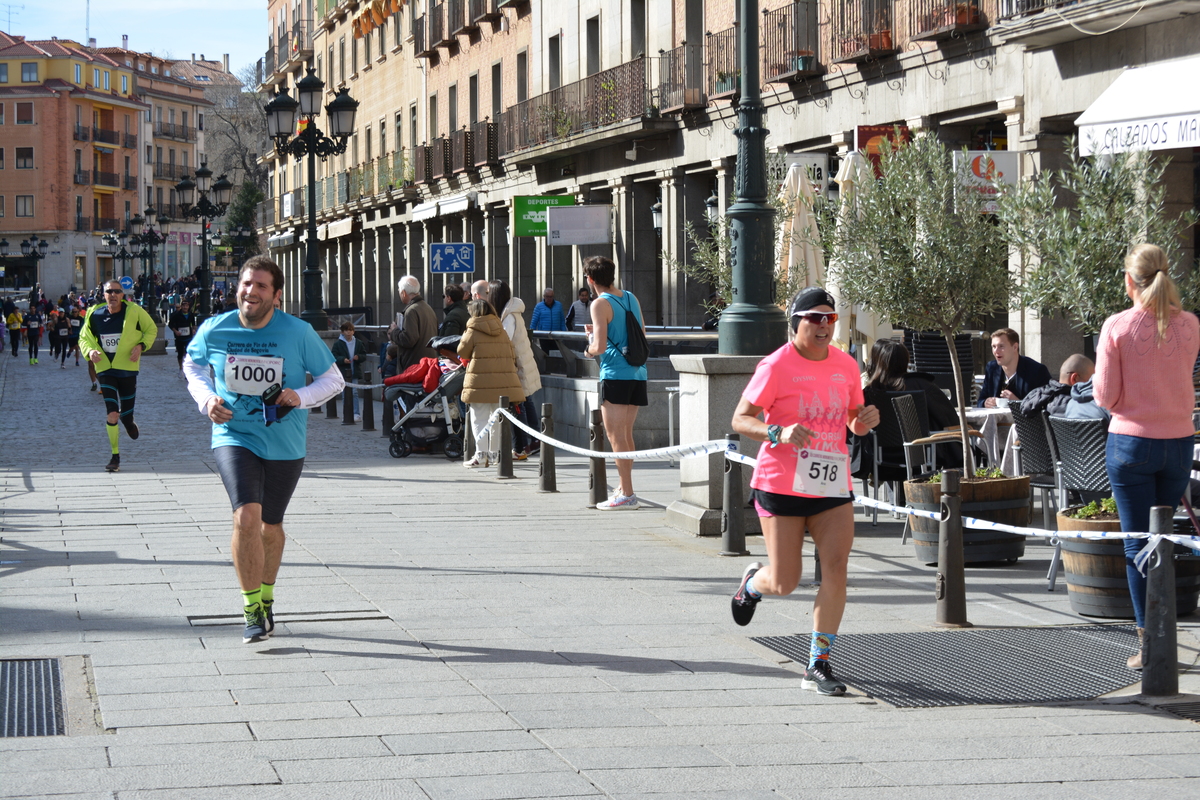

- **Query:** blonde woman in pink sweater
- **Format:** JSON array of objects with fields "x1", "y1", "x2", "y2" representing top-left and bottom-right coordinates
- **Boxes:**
[{"x1": 1094, "y1": 243, "x2": 1199, "y2": 669}]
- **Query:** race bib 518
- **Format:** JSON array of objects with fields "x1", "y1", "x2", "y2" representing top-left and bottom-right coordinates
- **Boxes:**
[{"x1": 793, "y1": 448, "x2": 850, "y2": 498}]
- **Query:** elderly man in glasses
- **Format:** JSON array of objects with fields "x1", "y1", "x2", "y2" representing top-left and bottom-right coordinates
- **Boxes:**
[{"x1": 78, "y1": 279, "x2": 159, "y2": 472}]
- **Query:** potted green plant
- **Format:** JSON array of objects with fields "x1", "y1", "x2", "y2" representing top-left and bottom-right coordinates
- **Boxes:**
[
  {"x1": 906, "y1": 468, "x2": 1030, "y2": 564},
  {"x1": 995, "y1": 139, "x2": 1200, "y2": 338},
  {"x1": 819, "y1": 133, "x2": 1024, "y2": 561},
  {"x1": 714, "y1": 70, "x2": 740, "y2": 95}
]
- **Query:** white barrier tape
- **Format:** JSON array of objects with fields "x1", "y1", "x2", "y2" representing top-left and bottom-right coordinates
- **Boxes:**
[
  {"x1": 483, "y1": 408, "x2": 730, "y2": 462},
  {"x1": 344, "y1": 381, "x2": 385, "y2": 389},
  {"x1": 718, "y1": 450, "x2": 1200, "y2": 561}
]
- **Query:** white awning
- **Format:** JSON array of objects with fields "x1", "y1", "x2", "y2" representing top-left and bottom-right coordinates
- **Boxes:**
[
  {"x1": 411, "y1": 200, "x2": 439, "y2": 221},
  {"x1": 326, "y1": 217, "x2": 355, "y2": 239},
  {"x1": 438, "y1": 192, "x2": 477, "y2": 216},
  {"x1": 1077, "y1": 55, "x2": 1200, "y2": 155}
]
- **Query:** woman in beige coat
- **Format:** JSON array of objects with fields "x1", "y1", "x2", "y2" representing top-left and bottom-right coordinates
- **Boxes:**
[
  {"x1": 458, "y1": 299, "x2": 525, "y2": 468},
  {"x1": 489, "y1": 279, "x2": 542, "y2": 460}
]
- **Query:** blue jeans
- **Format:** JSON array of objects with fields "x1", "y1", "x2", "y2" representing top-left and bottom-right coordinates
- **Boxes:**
[{"x1": 1106, "y1": 433, "x2": 1193, "y2": 627}]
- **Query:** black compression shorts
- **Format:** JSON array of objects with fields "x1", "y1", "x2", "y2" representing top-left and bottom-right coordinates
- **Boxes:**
[
  {"x1": 751, "y1": 488, "x2": 853, "y2": 518},
  {"x1": 213, "y1": 446, "x2": 305, "y2": 525},
  {"x1": 98, "y1": 374, "x2": 138, "y2": 419},
  {"x1": 599, "y1": 379, "x2": 648, "y2": 406}
]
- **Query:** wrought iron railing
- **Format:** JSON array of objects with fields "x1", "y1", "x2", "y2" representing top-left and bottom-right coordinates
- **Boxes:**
[
  {"x1": 414, "y1": 145, "x2": 432, "y2": 184},
  {"x1": 153, "y1": 122, "x2": 197, "y2": 141},
  {"x1": 430, "y1": 137, "x2": 451, "y2": 179},
  {"x1": 831, "y1": 0, "x2": 897, "y2": 63},
  {"x1": 431, "y1": 1, "x2": 449, "y2": 46},
  {"x1": 471, "y1": 0, "x2": 501, "y2": 23},
  {"x1": 501, "y1": 58, "x2": 651, "y2": 153},
  {"x1": 263, "y1": 45, "x2": 277, "y2": 78},
  {"x1": 414, "y1": 14, "x2": 433, "y2": 57},
  {"x1": 95, "y1": 217, "x2": 121, "y2": 231},
  {"x1": 449, "y1": 0, "x2": 473, "y2": 34},
  {"x1": 362, "y1": 161, "x2": 375, "y2": 196},
  {"x1": 76, "y1": 216, "x2": 91, "y2": 232},
  {"x1": 154, "y1": 162, "x2": 185, "y2": 180},
  {"x1": 326, "y1": 175, "x2": 337, "y2": 209},
  {"x1": 762, "y1": 1, "x2": 820, "y2": 82},
  {"x1": 73, "y1": 124, "x2": 90, "y2": 142},
  {"x1": 124, "y1": 174, "x2": 137, "y2": 190},
  {"x1": 999, "y1": 0, "x2": 1078, "y2": 18},
  {"x1": 657, "y1": 43, "x2": 705, "y2": 112},
  {"x1": 471, "y1": 121, "x2": 499, "y2": 166},
  {"x1": 282, "y1": 19, "x2": 314, "y2": 61},
  {"x1": 450, "y1": 129, "x2": 471, "y2": 173},
  {"x1": 93, "y1": 127, "x2": 121, "y2": 145},
  {"x1": 123, "y1": 132, "x2": 138, "y2": 149},
  {"x1": 707, "y1": 26, "x2": 739, "y2": 98},
  {"x1": 912, "y1": 0, "x2": 983, "y2": 38},
  {"x1": 259, "y1": 200, "x2": 275, "y2": 226},
  {"x1": 74, "y1": 171, "x2": 91, "y2": 185},
  {"x1": 94, "y1": 171, "x2": 121, "y2": 188}
]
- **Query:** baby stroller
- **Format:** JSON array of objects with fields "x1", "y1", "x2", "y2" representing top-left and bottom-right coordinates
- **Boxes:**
[{"x1": 387, "y1": 337, "x2": 466, "y2": 460}]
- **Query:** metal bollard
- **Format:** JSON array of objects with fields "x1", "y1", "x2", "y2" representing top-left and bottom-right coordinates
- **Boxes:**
[
  {"x1": 496, "y1": 396, "x2": 515, "y2": 479},
  {"x1": 720, "y1": 434, "x2": 748, "y2": 556},
  {"x1": 341, "y1": 387, "x2": 355, "y2": 425},
  {"x1": 588, "y1": 409, "x2": 608, "y2": 508},
  {"x1": 360, "y1": 387, "x2": 375, "y2": 431},
  {"x1": 1142, "y1": 505, "x2": 1178, "y2": 697},
  {"x1": 935, "y1": 469, "x2": 972, "y2": 628},
  {"x1": 326, "y1": 396, "x2": 338, "y2": 419},
  {"x1": 380, "y1": 389, "x2": 395, "y2": 437},
  {"x1": 538, "y1": 402, "x2": 557, "y2": 493}
]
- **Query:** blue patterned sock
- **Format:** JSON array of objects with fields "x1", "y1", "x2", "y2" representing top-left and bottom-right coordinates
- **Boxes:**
[
  {"x1": 808, "y1": 631, "x2": 837, "y2": 669},
  {"x1": 745, "y1": 575, "x2": 762, "y2": 598}
]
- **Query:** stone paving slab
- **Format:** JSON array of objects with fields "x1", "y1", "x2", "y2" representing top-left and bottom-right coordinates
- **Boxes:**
[{"x1": 3, "y1": 352, "x2": 1200, "y2": 798}]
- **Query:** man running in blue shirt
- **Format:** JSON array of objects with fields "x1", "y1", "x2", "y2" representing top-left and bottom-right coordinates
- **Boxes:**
[{"x1": 184, "y1": 256, "x2": 344, "y2": 644}]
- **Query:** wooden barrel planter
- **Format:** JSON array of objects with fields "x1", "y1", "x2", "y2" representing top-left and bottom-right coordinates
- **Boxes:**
[
  {"x1": 905, "y1": 476, "x2": 1029, "y2": 565},
  {"x1": 1057, "y1": 509, "x2": 1200, "y2": 619}
]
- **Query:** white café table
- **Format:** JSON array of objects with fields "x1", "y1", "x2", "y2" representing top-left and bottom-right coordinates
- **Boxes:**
[{"x1": 963, "y1": 406, "x2": 1016, "y2": 474}]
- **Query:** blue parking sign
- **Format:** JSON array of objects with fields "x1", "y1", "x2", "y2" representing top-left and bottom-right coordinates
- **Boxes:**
[
  {"x1": 119, "y1": 276, "x2": 135, "y2": 292},
  {"x1": 429, "y1": 243, "x2": 475, "y2": 273}
]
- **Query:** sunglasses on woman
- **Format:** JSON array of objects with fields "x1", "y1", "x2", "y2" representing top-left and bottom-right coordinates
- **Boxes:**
[{"x1": 793, "y1": 311, "x2": 838, "y2": 325}]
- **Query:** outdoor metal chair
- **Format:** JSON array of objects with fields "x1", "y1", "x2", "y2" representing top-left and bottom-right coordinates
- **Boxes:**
[
  {"x1": 865, "y1": 389, "x2": 922, "y2": 526},
  {"x1": 1009, "y1": 405, "x2": 1059, "y2": 530},
  {"x1": 1045, "y1": 415, "x2": 1111, "y2": 591}
]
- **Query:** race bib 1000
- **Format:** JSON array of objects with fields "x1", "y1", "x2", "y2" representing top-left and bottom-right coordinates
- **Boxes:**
[
  {"x1": 224, "y1": 354, "x2": 283, "y2": 396},
  {"x1": 792, "y1": 448, "x2": 850, "y2": 498}
]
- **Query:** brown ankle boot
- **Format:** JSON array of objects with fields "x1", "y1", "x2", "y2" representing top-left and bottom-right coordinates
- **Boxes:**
[{"x1": 1127, "y1": 627, "x2": 1144, "y2": 670}]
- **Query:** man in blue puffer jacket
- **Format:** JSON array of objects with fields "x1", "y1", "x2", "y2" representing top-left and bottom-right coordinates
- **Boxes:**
[{"x1": 529, "y1": 287, "x2": 566, "y2": 355}]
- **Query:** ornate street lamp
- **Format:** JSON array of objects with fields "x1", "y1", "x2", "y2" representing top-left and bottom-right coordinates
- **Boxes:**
[
  {"x1": 102, "y1": 229, "x2": 136, "y2": 278},
  {"x1": 12, "y1": 234, "x2": 50, "y2": 292},
  {"x1": 176, "y1": 161, "x2": 232, "y2": 319},
  {"x1": 264, "y1": 68, "x2": 359, "y2": 330},
  {"x1": 720, "y1": 0, "x2": 787, "y2": 354}
]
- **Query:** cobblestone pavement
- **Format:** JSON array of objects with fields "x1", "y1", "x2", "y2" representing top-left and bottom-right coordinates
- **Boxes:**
[{"x1": 2, "y1": 346, "x2": 1199, "y2": 799}]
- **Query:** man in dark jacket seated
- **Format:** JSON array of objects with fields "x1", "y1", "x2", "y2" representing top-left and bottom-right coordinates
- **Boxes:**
[
  {"x1": 1020, "y1": 353, "x2": 1106, "y2": 419},
  {"x1": 978, "y1": 327, "x2": 1052, "y2": 408}
]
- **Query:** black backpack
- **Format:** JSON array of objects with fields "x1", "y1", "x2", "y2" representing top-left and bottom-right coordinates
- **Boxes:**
[{"x1": 615, "y1": 292, "x2": 649, "y2": 367}]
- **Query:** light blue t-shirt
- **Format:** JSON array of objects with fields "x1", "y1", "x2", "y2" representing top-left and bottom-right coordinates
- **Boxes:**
[
  {"x1": 188, "y1": 309, "x2": 336, "y2": 460},
  {"x1": 599, "y1": 291, "x2": 648, "y2": 382}
]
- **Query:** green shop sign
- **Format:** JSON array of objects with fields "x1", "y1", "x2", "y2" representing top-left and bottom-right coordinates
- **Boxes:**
[{"x1": 512, "y1": 195, "x2": 576, "y2": 237}]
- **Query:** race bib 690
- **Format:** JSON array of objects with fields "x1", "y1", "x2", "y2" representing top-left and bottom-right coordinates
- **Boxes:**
[
  {"x1": 224, "y1": 354, "x2": 283, "y2": 396},
  {"x1": 100, "y1": 333, "x2": 122, "y2": 352}
]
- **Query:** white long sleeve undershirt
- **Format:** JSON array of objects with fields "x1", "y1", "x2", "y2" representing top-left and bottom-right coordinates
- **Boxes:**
[{"x1": 183, "y1": 356, "x2": 346, "y2": 412}]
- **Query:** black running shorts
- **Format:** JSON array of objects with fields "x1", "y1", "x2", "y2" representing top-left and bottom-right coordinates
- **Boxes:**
[
  {"x1": 599, "y1": 378, "x2": 648, "y2": 406},
  {"x1": 98, "y1": 374, "x2": 138, "y2": 419},
  {"x1": 213, "y1": 446, "x2": 305, "y2": 525},
  {"x1": 751, "y1": 488, "x2": 853, "y2": 518}
]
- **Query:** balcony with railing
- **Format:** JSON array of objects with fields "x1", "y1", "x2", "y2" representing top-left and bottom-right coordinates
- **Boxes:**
[
  {"x1": 262, "y1": 19, "x2": 314, "y2": 83},
  {"x1": 910, "y1": 0, "x2": 985, "y2": 40},
  {"x1": 471, "y1": 121, "x2": 499, "y2": 167},
  {"x1": 450, "y1": 0, "x2": 475, "y2": 35},
  {"x1": 657, "y1": 43, "x2": 705, "y2": 113},
  {"x1": 95, "y1": 217, "x2": 121, "y2": 232},
  {"x1": 763, "y1": 1, "x2": 821, "y2": 82},
  {"x1": 74, "y1": 170, "x2": 91, "y2": 185},
  {"x1": 93, "y1": 127, "x2": 121, "y2": 145},
  {"x1": 497, "y1": 0, "x2": 528, "y2": 8},
  {"x1": 995, "y1": 0, "x2": 1184, "y2": 47},
  {"x1": 123, "y1": 132, "x2": 138, "y2": 149},
  {"x1": 414, "y1": 144, "x2": 432, "y2": 185},
  {"x1": 432, "y1": 1, "x2": 453, "y2": 48},
  {"x1": 75, "y1": 216, "x2": 91, "y2": 232},
  {"x1": 501, "y1": 58, "x2": 670, "y2": 165},
  {"x1": 94, "y1": 171, "x2": 121, "y2": 188},
  {"x1": 830, "y1": 0, "x2": 898, "y2": 63},
  {"x1": 154, "y1": 162, "x2": 185, "y2": 181},
  {"x1": 259, "y1": 200, "x2": 275, "y2": 227},
  {"x1": 471, "y1": 0, "x2": 502, "y2": 23},
  {"x1": 706, "y1": 26, "x2": 739, "y2": 101},
  {"x1": 73, "y1": 124, "x2": 90, "y2": 142},
  {"x1": 262, "y1": 46, "x2": 277, "y2": 81},
  {"x1": 450, "y1": 129, "x2": 472, "y2": 173},
  {"x1": 124, "y1": 174, "x2": 137, "y2": 190},
  {"x1": 153, "y1": 121, "x2": 197, "y2": 142},
  {"x1": 414, "y1": 14, "x2": 435, "y2": 58},
  {"x1": 430, "y1": 137, "x2": 451, "y2": 180}
]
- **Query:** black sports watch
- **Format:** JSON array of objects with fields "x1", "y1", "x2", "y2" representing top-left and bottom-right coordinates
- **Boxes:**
[{"x1": 766, "y1": 424, "x2": 783, "y2": 448}]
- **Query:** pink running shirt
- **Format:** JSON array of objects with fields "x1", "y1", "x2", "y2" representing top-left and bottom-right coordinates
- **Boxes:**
[{"x1": 741, "y1": 343, "x2": 864, "y2": 497}]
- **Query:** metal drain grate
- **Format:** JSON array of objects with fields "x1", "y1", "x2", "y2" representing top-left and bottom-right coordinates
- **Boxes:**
[
  {"x1": 1, "y1": 659, "x2": 65, "y2": 736},
  {"x1": 754, "y1": 624, "x2": 1140, "y2": 708},
  {"x1": 1158, "y1": 701, "x2": 1200, "y2": 723}
]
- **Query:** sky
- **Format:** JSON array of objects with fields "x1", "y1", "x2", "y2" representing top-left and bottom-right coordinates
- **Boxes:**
[{"x1": 9, "y1": 0, "x2": 268, "y2": 79}]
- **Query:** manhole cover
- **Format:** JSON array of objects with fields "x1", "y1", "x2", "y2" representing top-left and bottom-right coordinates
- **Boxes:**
[
  {"x1": 1, "y1": 659, "x2": 65, "y2": 736},
  {"x1": 754, "y1": 624, "x2": 1140, "y2": 708}
]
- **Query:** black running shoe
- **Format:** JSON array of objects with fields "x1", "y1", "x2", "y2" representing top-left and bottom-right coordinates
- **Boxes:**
[
  {"x1": 731, "y1": 562, "x2": 764, "y2": 626},
  {"x1": 90, "y1": 382, "x2": 97, "y2": 392},
  {"x1": 105, "y1": 454, "x2": 120, "y2": 473},
  {"x1": 123, "y1": 419, "x2": 139, "y2": 440},
  {"x1": 802, "y1": 660, "x2": 847, "y2": 696},
  {"x1": 262, "y1": 601, "x2": 275, "y2": 636},
  {"x1": 243, "y1": 609, "x2": 268, "y2": 644}
]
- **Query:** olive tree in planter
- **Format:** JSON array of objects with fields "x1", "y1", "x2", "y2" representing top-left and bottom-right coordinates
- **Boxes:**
[
  {"x1": 825, "y1": 133, "x2": 1011, "y2": 470},
  {"x1": 995, "y1": 140, "x2": 1199, "y2": 336}
]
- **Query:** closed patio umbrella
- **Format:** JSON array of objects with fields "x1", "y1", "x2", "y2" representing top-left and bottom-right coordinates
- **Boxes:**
[
  {"x1": 775, "y1": 162, "x2": 824, "y2": 290},
  {"x1": 828, "y1": 151, "x2": 893, "y2": 354}
]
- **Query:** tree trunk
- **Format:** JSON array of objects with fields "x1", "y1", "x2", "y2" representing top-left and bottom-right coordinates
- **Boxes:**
[{"x1": 943, "y1": 327, "x2": 972, "y2": 471}]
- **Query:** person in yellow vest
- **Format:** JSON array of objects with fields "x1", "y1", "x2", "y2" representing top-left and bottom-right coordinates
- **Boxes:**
[{"x1": 78, "y1": 280, "x2": 158, "y2": 472}]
